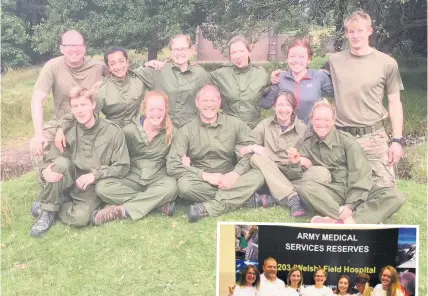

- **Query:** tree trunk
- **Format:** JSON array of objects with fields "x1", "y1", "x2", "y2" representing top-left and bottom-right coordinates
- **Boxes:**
[
  {"x1": 147, "y1": 47, "x2": 158, "y2": 61},
  {"x1": 334, "y1": 0, "x2": 346, "y2": 51}
]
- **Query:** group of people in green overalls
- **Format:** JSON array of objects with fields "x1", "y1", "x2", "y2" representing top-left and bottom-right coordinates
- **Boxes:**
[{"x1": 29, "y1": 9, "x2": 406, "y2": 237}]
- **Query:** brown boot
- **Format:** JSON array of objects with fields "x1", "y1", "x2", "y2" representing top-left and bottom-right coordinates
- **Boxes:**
[{"x1": 92, "y1": 205, "x2": 126, "y2": 226}]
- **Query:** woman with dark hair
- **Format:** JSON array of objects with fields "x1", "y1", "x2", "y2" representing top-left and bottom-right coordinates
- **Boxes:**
[
  {"x1": 240, "y1": 91, "x2": 331, "y2": 217},
  {"x1": 373, "y1": 266, "x2": 404, "y2": 296},
  {"x1": 285, "y1": 266, "x2": 305, "y2": 296},
  {"x1": 305, "y1": 268, "x2": 334, "y2": 296},
  {"x1": 335, "y1": 275, "x2": 352, "y2": 296},
  {"x1": 263, "y1": 38, "x2": 334, "y2": 123},
  {"x1": 229, "y1": 264, "x2": 260, "y2": 296}
]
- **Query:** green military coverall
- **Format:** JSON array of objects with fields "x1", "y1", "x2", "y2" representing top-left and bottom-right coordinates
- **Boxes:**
[
  {"x1": 210, "y1": 63, "x2": 270, "y2": 129},
  {"x1": 40, "y1": 117, "x2": 130, "y2": 227},
  {"x1": 135, "y1": 63, "x2": 211, "y2": 127},
  {"x1": 298, "y1": 128, "x2": 406, "y2": 223},
  {"x1": 60, "y1": 70, "x2": 147, "y2": 138},
  {"x1": 250, "y1": 116, "x2": 331, "y2": 202},
  {"x1": 166, "y1": 112, "x2": 265, "y2": 216},
  {"x1": 95, "y1": 120, "x2": 177, "y2": 220}
]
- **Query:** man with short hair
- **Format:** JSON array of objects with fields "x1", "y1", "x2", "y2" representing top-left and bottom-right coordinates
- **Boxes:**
[
  {"x1": 166, "y1": 84, "x2": 265, "y2": 222},
  {"x1": 30, "y1": 87, "x2": 130, "y2": 237},
  {"x1": 258, "y1": 257, "x2": 286, "y2": 296},
  {"x1": 328, "y1": 10, "x2": 405, "y2": 188},
  {"x1": 29, "y1": 30, "x2": 107, "y2": 158}
]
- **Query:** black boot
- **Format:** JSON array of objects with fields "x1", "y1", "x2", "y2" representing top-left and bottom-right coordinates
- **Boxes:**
[
  {"x1": 188, "y1": 203, "x2": 209, "y2": 222},
  {"x1": 287, "y1": 195, "x2": 306, "y2": 217},
  {"x1": 246, "y1": 193, "x2": 276, "y2": 208},
  {"x1": 31, "y1": 192, "x2": 72, "y2": 218},
  {"x1": 30, "y1": 210, "x2": 56, "y2": 237}
]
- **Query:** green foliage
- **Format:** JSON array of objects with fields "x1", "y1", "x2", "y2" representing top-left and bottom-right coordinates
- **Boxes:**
[
  {"x1": 1, "y1": 12, "x2": 31, "y2": 69},
  {"x1": 32, "y1": 0, "x2": 210, "y2": 58}
]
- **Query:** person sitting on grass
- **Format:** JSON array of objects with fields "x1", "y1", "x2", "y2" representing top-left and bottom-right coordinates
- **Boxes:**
[
  {"x1": 240, "y1": 90, "x2": 331, "y2": 217},
  {"x1": 91, "y1": 91, "x2": 178, "y2": 225},
  {"x1": 298, "y1": 99, "x2": 405, "y2": 224},
  {"x1": 30, "y1": 86, "x2": 130, "y2": 237},
  {"x1": 228, "y1": 264, "x2": 260, "y2": 296},
  {"x1": 166, "y1": 84, "x2": 265, "y2": 222}
]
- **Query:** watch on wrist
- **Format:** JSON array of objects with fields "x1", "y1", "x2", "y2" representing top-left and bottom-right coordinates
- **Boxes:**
[{"x1": 392, "y1": 137, "x2": 406, "y2": 146}]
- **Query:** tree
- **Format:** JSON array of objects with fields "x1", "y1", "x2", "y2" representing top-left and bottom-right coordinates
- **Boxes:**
[{"x1": 32, "y1": 0, "x2": 211, "y2": 60}]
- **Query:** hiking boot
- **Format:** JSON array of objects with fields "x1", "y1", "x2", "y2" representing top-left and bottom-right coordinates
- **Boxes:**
[
  {"x1": 156, "y1": 201, "x2": 176, "y2": 216},
  {"x1": 246, "y1": 193, "x2": 276, "y2": 208},
  {"x1": 30, "y1": 210, "x2": 56, "y2": 237},
  {"x1": 91, "y1": 205, "x2": 126, "y2": 226},
  {"x1": 31, "y1": 192, "x2": 72, "y2": 218},
  {"x1": 188, "y1": 203, "x2": 209, "y2": 223},
  {"x1": 287, "y1": 195, "x2": 306, "y2": 217},
  {"x1": 310, "y1": 216, "x2": 343, "y2": 224}
]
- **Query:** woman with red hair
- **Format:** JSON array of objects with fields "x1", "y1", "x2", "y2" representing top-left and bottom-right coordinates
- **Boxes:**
[{"x1": 373, "y1": 266, "x2": 405, "y2": 296}]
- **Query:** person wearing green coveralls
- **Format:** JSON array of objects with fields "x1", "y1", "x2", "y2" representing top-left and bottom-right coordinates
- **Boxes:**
[
  {"x1": 54, "y1": 47, "x2": 148, "y2": 151},
  {"x1": 135, "y1": 34, "x2": 211, "y2": 127},
  {"x1": 30, "y1": 87, "x2": 130, "y2": 237},
  {"x1": 166, "y1": 84, "x2": 265, "y2": 222},
  {"x1": 297, "y1": 99, "x2": 405, "y2": 224},
  {"x1": 91, "y1": 91, "x2": 178, "y2": 225},
  {"x1": 145, "y1": 35, "x2": 270, "y2": 129},
  {"x1": 239, "y1": 90, "x2": 331, "y2": 218}
]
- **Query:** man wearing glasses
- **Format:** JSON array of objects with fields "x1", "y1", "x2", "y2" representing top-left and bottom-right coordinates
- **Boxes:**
[{"x1": 29, "y1": 30, "x2": 107, "y2": 166}]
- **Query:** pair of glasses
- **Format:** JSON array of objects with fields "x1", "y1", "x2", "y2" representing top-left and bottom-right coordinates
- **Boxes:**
[
  {"x1": 171, "y1": 47, "x2": 189, "y2": 53},
  {"x1": 61, "y1": 44, "x2": 85, "y2": 48},
  {"x1": 247, "y1": 272, "x2": 256, "y2": 275}
]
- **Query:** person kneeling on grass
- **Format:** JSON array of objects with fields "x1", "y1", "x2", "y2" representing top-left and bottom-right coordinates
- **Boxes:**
[
  {"x1": 92, "y1": 91, "x2": 178, "y2": 225},
  {"x1": 30, "y1": 86, "x2": 130, "y2": 237},
  {"x1": 166, "y1": 84, "x2": 265, "y2": 222},
  {"x1": 299, "y1": 99, "x2": 405, "y2": 224},
  {"x1": 240, "y1": 90, "x2": 331, "y2": 217}
]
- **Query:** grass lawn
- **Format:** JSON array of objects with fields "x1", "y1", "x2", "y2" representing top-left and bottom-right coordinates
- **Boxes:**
[{"x1": 1, "y1": 173, "x2": 427, "y2": 296}]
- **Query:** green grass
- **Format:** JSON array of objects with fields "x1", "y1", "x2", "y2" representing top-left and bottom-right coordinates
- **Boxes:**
[{"x1": 1, "y1": 173, "x2": 426, "y2": 296}]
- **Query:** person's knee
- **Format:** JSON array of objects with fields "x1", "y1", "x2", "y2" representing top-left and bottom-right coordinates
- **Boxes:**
[
  {"x1": 395, "y1": 190, "x2": 406, "y2": 206},
  {"x1": 95, "y1": 178, "x2": 115, "y2": 197},
  {"x1": 177, "y1": 177, "x2": 193, "y2": 198},
  {"x1": 52, "y1": 157, "x2": 73, "y2": 173},
  {"x1": 60, "y1": 206, "x2": 91, "y2": 228},
  {"x1": 163, "y1": 177, "x2": 178, "y2": 199},
  {"x1": 309, "y1": 166, "x2": 331, "y2": 184}
]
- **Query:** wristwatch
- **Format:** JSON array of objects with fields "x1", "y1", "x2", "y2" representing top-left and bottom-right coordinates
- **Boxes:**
[{"x1": 392, "y1": 137, "x2": 406, "y2": 146}]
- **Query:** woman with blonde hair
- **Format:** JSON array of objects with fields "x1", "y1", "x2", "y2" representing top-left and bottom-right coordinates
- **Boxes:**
[
  {"x1": 373, "y1": 266, "x2": 404, "y2": 296},
  {"x1": 92, "y1": 90, "x2": 178, "y2": 225},
  {"x1": 284, "y1": 266, "x2": 305, "y2": 296},
  {"x1": 305, "y1": 268, "x2": 334, "y2": 296}
]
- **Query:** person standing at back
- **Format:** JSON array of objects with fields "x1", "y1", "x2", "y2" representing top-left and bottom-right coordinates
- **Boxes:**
[{"x1": 328, "y1": 10, "x2": 405, "y2": 188}]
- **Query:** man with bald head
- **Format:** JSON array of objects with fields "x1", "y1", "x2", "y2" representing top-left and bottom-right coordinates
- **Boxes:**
[
  {"x1": 167, "y1": 84, "x2": 265, "y2": 222},
  {"x1": 29, "y1": 30, "x2": 107, "y2": 159},
  {"x1": 259, "y1": 257, "x2": 286, "y2": 296}
]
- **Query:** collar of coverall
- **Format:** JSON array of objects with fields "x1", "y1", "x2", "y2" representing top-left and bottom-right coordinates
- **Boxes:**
[
  {"x1": 78, "y1": 113, "x2": 101, "y2": 132},
  {"x1": 198, "y1": 111, "x2": 224, "y2": 127},
  {"x1": 270, "y1": 115, "x2": 302, "y2": 134},
  {"x1": 312, "y1": 125, "x2": 337, "y2": 149},
  {"x1": 232, "y1": 60, "x2": 253, "y2": 74}
]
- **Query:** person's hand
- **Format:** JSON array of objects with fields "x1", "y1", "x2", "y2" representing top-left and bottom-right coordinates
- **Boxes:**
[
  {"x1": 339, "y1": 205, "x2": 353, "y2": 220},
  {"x1": 202, "y1": 172, "x2": 223, "y2": 186},
  {"x1": 388, "y1": 142, "x2": 403, "y2": 165},
  {"x1": 250, "y1": 145, "x2": 270, "y2": 160},
  {"x1": 90, "y1": 80, "x2": 104, "y2": 95},
  {"x1": 271, "y1": 69, "x2": 282, "y2": 84},
  {"x1": 42, "y1": 163, "x2": 64, "y2": 183},
  {"x1": 76, "y1": 173, "x2": 95, "y2": 190},
  {"x1": 286, "y1": 147, "x2": 301, "y2": 164},
  {"x1": 144, "y1": 60, "x2": 166, "y2": 70},
  {"x1": 228, "y1": 285, "x2": 236, "y2": 296},
  {"x1": 181, "y1": 155, "x2": 191, "y2": 166},
  {"x1": 55, "y1": 128, "x2": 66, "y2": 153},
  {"x1": 300, "y1": 156, "x2": 312, "y2": 169},
  {"x1": 218, "y1": 172, "x2": 240, "y2": 190},
  {"x1": 29, "y1": 134, "x2": 48, "y2": 156}
]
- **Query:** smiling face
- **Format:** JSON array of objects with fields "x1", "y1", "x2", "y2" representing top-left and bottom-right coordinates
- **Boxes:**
[
  {"x1": 230, "y1": 41, "x2": 250, "y2": 68},
  {"x1": 144, "y1": 95, "x2": 166, "y2": 128},
  {"x1": 107, "y1": 50, "x2": 129, "y2": 80},
  {"x1": 381, "y1": 269, "x2": 392, "y2": 288},
  {"x1": 70, "y1": 96, "x2": 96, "y2": 127},
  {"x1": 263, "y1": 259, "x2": 278, "y2": 280},
  {"x1": 196, "y1": 86, "x2": 221, "y2": 123},
  {"x1": 245, "y1": 267, "x2": 257, "y2": 285},
  {"x1": 314, "y1": 270, "x2": 326, "y2": 285},
  {"x1": 289, "y1": 270, "x2": 302, "y2": 287},
  {"x1": 311, "y1": 105, "x2": 335, "y2": 140},
  {"x1": 287, "y1": 45, "x2": 311, "y2": 74},
  {"x1": 356, "y1": 282, "x2": 365, "y2": 293},
  {"x1": 170, "y1": 36, "x2": 192, "y2": 67},
  {"x1": 345, "y1": 18, "x2": 373, "y2": 51},
  {"x1": 60, "y1": 31, "x2": 86, "y2": 67},
  {"x1": 274, "y1": 95, "x2": 294, "y2": 125},
  {"x1": 338, "y1": 277, "x2": 350, "y2": 294}
]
